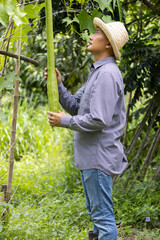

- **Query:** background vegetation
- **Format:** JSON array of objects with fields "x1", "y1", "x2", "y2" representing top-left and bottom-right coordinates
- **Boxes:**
[{"x1": 0, "y1": 0, "x2": 160, "y2": 239}]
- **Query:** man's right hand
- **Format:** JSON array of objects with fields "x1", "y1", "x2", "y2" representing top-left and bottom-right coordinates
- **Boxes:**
[{"x1": 44, "y1": 67, "x2": 62, "y2": 84}]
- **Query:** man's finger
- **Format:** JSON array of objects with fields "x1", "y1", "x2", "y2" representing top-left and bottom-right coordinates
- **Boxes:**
[{"x1": 47, "y1": 111, "x2": 54, "y2": 115}]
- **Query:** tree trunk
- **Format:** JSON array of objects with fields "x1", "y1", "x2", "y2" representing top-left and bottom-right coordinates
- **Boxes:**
[
  {"x1": 123, "y1": 92, "x2": 132, "y2": 147},
  {"x1": 128, "y1": 127, "x2": 160, "y2": 191},
  {"x1": 126, "y1": 97, "x2": 156, "y2": 156}
]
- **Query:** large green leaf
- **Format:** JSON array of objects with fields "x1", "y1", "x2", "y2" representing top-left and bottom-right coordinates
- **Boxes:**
[
  {"x1": 78, "y1": 10, "x2": 91, "y2": 31},
  {"x1": 13, "y1": 14, "x2": 28, "y2": 26},
  {"x1": 102, "y1": 15, "x2": 113, "y2": 23},
  {"x1": 0, "y1": 0, "x2": 29, "y2": 27},
  {"x1": 0, "y1": 1, "x2": 9, "y2": 27},
  {"x1": 11, "y1": 24, "x2": 32, "y2": 43},
  {"x1": 91, "y1": 8, "x2": 103, "y2": 20},
  {"x1": 78, "y1": 9, "x2": 103, "y2": 34},
  {"x1": 5, "y1": 0, "x2": 17, "y2": 15},
  {"x1": 24, "y1": 3, "x2": 45, "y2": 19},
  {"x1": 0, "y1": 72, "x2": 21, "y2": 91},
  {"x1": 13, "y1": 5, "x2": 28, "y2": 26},
  {"x1": 94, "y1": 0, "x2": 112, "y2": 12}
]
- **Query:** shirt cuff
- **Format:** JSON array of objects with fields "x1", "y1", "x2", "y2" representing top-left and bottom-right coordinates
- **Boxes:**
[
  {"x1": 60, "y1": 114, "x2": 72, "y2": 128},
  {"x1": 58, "y1": 81, "x2": 64, "y2": 92}
]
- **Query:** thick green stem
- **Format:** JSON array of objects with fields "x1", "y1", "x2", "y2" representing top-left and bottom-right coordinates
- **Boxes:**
[{"x1": 45, "y1": 0, "x2": 59, "y2": 112}]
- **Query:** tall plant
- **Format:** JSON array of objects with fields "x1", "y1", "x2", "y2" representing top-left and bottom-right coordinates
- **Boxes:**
[{"x1": 45, "y1": 0, "x2": 59, "y2": 112}]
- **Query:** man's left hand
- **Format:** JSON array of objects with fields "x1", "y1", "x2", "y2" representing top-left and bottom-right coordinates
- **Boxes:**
[{"x1": 47, "y1": 111, "x2": 65, "y2": 127}]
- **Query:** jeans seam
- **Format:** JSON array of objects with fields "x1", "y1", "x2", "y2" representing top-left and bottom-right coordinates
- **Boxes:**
[{"x1": 97, "y1": 170, "x2": 111, "y2": 237}]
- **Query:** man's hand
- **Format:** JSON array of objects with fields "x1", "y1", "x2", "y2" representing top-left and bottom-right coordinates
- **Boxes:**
[
  {"x1": 47, "y1": 111, "x2": 65, "y2": 127},
  {"x1": 44, "y1": 68, "x2": 62, "y2": 84}
]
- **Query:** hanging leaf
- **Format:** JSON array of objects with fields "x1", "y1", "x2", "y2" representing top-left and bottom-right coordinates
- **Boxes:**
[
  {"x1": 78, "y1": 10, "x2": 92, "y2": 32},
  {"x1": 4, "y1": 0, "x2": 17, "y2": 15},
  {"x1": 63, "y1": 17, "x2": 74, "y2": 26},
  {"x1": 0, "y1": 1, "x2": 9, "y2": 27},
  {"x1": 102, "y1": 15, "x2": 113, "y2": 23},
  {"x1": 11, "y1": 24, "x2": 32, "y2": 43},
  {"x1": 81, "y1": 32, "x2": 90, "y2": 42},
  {"x1": 117, "y1": 0, "x2": 122, "y2": 21},
  {"x1": 13, "y1": 15, "x2": 28, "y2": 26},
  {"x1": 94, "y1": 0, "x2": 113, "y2": 12},
  {"x1": 113, "y1": 0, "x2": 117, "y2": 10},
  {"x1": 78, "y1": 9, "x2": 103, "y2": 34},
  {"x1": 0, "y1": 73, "x2": 21, "y2": 91},
  {"x1": 91, "y1": 9, "x2": 103, "y2": 20},
  {"x1": 24, "y1": 3, "x2": 45, "y2": 19}
]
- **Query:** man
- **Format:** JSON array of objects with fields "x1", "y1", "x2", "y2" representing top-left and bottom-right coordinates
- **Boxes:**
[{"x1": 45, "y1": 17, "x2": 129, "y2": 240}]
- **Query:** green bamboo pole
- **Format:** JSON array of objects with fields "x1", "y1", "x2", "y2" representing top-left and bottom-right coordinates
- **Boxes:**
[{"x1": 45, "y1": 0, "x2": 59, "y2": 112}]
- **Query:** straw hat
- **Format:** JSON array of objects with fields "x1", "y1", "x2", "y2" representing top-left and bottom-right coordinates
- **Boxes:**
[{"x1": 93, "y1": 17, "x2": 129, "y2": 61}]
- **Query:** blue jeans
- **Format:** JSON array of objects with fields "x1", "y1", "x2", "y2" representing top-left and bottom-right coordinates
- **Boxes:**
[{"x1": 81, "y1": 169, "x2": 117, "y2": 240}]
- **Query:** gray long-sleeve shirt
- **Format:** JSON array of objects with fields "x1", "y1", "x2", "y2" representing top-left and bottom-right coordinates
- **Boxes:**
[{"x1": 59, "y1": 56, "x2": 128, "y2": 176}]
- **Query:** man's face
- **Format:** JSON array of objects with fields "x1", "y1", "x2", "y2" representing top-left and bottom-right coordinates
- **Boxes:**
[{"x1": 87, "y1": 28, "x2": 110, "y2": 54}]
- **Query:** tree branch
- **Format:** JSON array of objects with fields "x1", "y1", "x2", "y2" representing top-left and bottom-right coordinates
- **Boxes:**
[
  {"x1": 0, "y1": 50, "x2": 39, "y2": 66},
  {"x1": 142, "y1": 0, "x2": 156, "y2": 10}
]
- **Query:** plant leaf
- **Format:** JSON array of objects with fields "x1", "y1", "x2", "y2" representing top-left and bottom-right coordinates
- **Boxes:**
[
  {"x1": 75, "y1": 0, "x2": 86, "y2": 5},
  {"x1": 78, "y1": 9, "x2": 103, "y2": 34},
  {"x1": 0, "y1": 2, "x2": 9, "y2": 27},
  {"x1": 91, "y1": 8, "x2": 103, "y2": 20},
  {"x1": 117, "y1": 0, "x2": 122, "y2": 21},
  {"x1": 113, "y1": 0, "x2": 117, "y2": 10},
  {"x1": 5, "y1": 0, "x2": 17, "y2": 15},
  {"x1": 102, "y1": 15, "x2": 113, "y2": 23},
  {"x1": 94, "y1": 0, "x2": 112, "y2": 12},
  {"x1": 24, "y1": 4, "x2": 41, "y2": 19},
  {"x1": 78, "y1": 10, "x2": 93, "y2": 33},
  {"x1": 0, "y1": 110, "x2": 8, "y2": 123},
  {"x1": 80, "y1": 32, "x2": 89, "y2": 42},
  {"x1": 0, "y1": 202, "x2": 13, "y2": 209},
  {"x1": 0, "y1": 73, "x2": 21, "y2": 91}
]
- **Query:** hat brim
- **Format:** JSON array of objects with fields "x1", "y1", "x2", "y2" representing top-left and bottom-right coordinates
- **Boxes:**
[{"x1": 93, "y1": 18, "x2": 121, "y2": 61}]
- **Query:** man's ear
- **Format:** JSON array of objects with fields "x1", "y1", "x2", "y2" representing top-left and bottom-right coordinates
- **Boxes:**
[{"x1": 105, "y1": 42, "x2": 112, "y2": 49}]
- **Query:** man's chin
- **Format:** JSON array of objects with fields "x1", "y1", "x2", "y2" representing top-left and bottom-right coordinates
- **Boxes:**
[{"x1": 87, "y1": 46, "x2": 92, "y2": 53}]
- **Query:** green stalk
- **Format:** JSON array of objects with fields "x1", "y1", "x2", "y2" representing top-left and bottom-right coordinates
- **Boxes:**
[{"x1": 45, "y1": 0, "x2": 59, "y2": 112}]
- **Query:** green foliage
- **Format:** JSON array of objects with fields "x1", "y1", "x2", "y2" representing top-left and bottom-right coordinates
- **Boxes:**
[
  {"x1": 0, "y1": 102, "x2": 160, "y2": 239},
  {"x1": 0, "y1": 72, "x2": 21, "y2": 91},
  {"x1": 0, "y1": 1, "x2": 160, "y2": 238},
  {"x1": 0, "y1": 0, "x2": 124, "y2": 108},
  {"x1": 113, "y1": 178, "x2": 160, "y2": 228},
  {"x1": 121, "y1": 0, "x2": 160, "y2": 106},
  {"x1": 0, "y1": 0, "x2": 27, "y2": 27},
  {"x1": 122, "y1": 35, "x2": 160, "y2": 105}
]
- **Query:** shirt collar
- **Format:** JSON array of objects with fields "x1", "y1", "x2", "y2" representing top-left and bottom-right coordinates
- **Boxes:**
[{"x1": 92, "y1": 56, "x2": 116, "y2": 70}]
